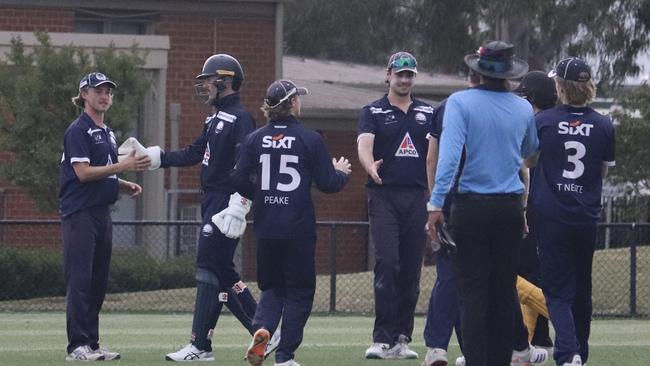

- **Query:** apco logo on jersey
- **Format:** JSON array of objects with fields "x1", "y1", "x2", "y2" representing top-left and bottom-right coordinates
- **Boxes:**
[
  {"x1": 395, "y1": 132, "x2": 419, "y2": 157},
  {"x1": 262, "y1": 134, "x2": 296, "y2": 149},
  {"x1": 558, "y1": 120, "x2": 594, "y2": 136}
]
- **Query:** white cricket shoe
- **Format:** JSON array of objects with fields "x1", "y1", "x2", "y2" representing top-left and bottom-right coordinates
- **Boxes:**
[
  {"x1": 95, "y1": 347, "x2": 121, "y2": 361},
  {"x1": 423, "y1": 347, "x2": 448, "y2": 366},
  {"x1": 165, "y1": 344, "x2": 215, "y2": 362},
  {"x1": 511, "y1": 345, "x2": 548, "y2": 365},
  {"x1": 66, "y1": 345, "x2": 105, "y2": 361},
  {"x1": 274, "y1": 360, "x2": 301, "y2": 366},
  {"x1": 455, "y1": 356, "x2": 465, "y2": 366},
  {"x1": 265, "y1": 329, "x2": 281, "y2": 359},
  {"x1": 562, "y1": 354, "x2": 582, "y2": 366},
  {"x1": 364, "y1": 343, "x2": 391, "y2": 359},
  {"x1": 389, "y1": 335, "x2": 418, "y2": 359}
]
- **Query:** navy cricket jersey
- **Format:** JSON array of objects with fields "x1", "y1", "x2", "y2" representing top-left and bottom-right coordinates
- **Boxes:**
[
  {"x1": 531, "y1": 105, "x2": 615, "y2": 223},
  {"x1": 160, "y1": 93, "x2": 255, "y2": 193},
  {"x1": 232, "y1": 116, "x2": 348, "y2": 239},
  {"x1": 357, "y1": 95, "x2": 433, "y2": 189},
  {"x1": 59, "y1": 112, "x2": 119, "y2": 218}
]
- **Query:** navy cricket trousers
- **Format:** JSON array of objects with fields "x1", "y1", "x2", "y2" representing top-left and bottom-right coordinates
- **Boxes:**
[
  {"x1": 253, "y1": 237, "x2": 316, "y2": 363},
  {"x1": 62, "y1": 205, "x2": 112, "y2": 354},
  {"x1": 536, "y1": 218, "x2": 596, "y2": 365},
  {"x1": 368, "y1": 187, "x2": 427, "y2": 344},
  {"x1": 423, "y1": 250, "x2": 463, "y2": 351}
]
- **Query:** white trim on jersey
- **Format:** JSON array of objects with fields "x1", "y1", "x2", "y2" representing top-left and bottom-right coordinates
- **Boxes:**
[
  {"x1": 369, "y1": 107, "x2": 393, "y2": 114},
  {"x1": 413, "y1": 106, "x2": 434, "y2": 113},
  {"x1": 70, "y1": 157, "x2": 90, "y2": 164},
  {"x1": 357, "y1": 132, "x2": 375, "y2": 143},
  {"x1": 603, "y1": 160, "x2": 616, "y2": 167},
  {"x1": 273, "y1": 125, "x2": 288, "y2": 129},
  {"x1": 217, "y1": 111, "x2": 237, "y2": 123}
]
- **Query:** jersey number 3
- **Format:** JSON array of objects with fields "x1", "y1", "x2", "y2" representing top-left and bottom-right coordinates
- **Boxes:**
[
  {"x1": 260, "y1": 154, "x2": 301, "y2": 192},
  {"x1": 563, "y1": 141, "x2": 586, "y2": 179}
]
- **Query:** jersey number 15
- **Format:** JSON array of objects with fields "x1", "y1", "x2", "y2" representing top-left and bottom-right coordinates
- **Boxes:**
[{"x1": 260, "y1": 154, "x2": 301, "y2": 192}]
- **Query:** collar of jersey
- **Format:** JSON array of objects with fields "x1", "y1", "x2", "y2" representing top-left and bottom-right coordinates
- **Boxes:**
[
  {"x1": 269, "y1": 115, "x2": 299, "y2": 125},
  {"x1": 80, "y1": 111, "x2": 109, "y2": 131},
  {"x1": 213, "y1": 92, "x2": 240, "y2": 109}
]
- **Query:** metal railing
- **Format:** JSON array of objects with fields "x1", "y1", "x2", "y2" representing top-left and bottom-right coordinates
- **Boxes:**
[{"x1": 0, "y1": 219, "x2": 648, "y2": 317}]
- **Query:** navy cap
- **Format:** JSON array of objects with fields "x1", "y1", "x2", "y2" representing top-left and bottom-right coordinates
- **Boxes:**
[
  {"x1": 514, "y1": 71, "x2": 557, "y2": 109},
  {"x1": 387, "y1": 51, "x2": 418, "y2": 74},
  {"x1": 78, "y1": 72, "x2": 117, "y2": 90},
  {"x1": 264, "y1": 80, "x2": 308, "y2": 108},
  {"x1": 548, "y1": 57, "x2": 591, "y2": 82}
]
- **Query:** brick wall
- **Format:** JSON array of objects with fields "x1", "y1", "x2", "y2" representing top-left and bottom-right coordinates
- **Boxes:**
[{"x1": 0, "y1": 7, "x2": 73, "y2": 32}]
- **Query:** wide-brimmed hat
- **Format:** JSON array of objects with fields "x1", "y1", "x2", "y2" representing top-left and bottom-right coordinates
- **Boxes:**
[{"x1": 464, "y1": 41, "x2": 529, "y2": 80}]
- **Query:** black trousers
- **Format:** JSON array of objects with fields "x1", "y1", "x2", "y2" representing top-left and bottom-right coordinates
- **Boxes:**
[
  {"x1": 450, "y1": 195, "x2": 523, "y2": 366},
  {"x1": 62, "y1": 206, "x2": 112, "y2": 354},
  {"x1": 368, "y1": 187, "x2": 427, "y2": 344}
]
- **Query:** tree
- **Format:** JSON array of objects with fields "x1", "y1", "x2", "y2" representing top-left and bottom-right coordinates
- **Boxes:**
[
  {"x1": 284, "y1": 0, "x2": 650, "y2": 82},
  {"x1": 0, "y1": 32, "x2": 150, "y2": 212},
  {"x1": 611, "y1": 84, "x2": 650, "y2": 192}
]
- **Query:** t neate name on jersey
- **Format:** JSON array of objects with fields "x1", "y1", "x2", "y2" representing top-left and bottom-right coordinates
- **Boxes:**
[
  {"x1": 262, "y1": 134, "x2": 296, "y2": 149},
  {"x1": 557, "y1": 183, "x2": 584, "y2": 193},
  {"x1": 558, "y1": 121, "x2": 594, "y2": 136}
]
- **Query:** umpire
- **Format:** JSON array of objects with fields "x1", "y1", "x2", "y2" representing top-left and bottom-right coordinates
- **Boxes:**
[
  {"x1": 60, "y1": 72, "x2": 151, "y2": 361},
  {"x1": 427, "y1": 41, "x2": 539, "y2": 366}
]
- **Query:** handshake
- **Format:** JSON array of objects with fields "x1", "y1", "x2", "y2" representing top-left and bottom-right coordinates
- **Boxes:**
[{"x1": 118, "y1": 137, "x2": 162, "y2": 170}]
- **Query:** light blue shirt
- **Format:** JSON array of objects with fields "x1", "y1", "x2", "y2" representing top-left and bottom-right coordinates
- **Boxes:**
[{"x1": 430, "y1": 87, "x2": 538, "y2": 208}]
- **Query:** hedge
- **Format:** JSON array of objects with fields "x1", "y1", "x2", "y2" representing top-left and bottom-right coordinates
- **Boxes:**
[{"x1": 0, "y1": 247, "x2": 195, "y2": 300}]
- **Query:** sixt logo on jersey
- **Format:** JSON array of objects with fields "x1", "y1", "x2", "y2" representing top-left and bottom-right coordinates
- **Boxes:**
[
  {"x1": 558, "y1": 120, "x2": 594, "y2": 136},
  {"x1": 262, "y1": 134, "x2": 296, "y2": 149}
]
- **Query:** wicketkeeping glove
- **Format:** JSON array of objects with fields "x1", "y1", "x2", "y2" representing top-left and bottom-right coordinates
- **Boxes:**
[
  {"x1": 212, "y1": 193, "x2": 252, "y2": 239},
  {"x1": 118, "y1": 137, "x2": 162, "y2": 170}
]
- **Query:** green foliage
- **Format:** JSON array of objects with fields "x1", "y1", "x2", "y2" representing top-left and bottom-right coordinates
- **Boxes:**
[
  {"x1": 611, "y1": 84, "x2": 650, "y2": 192},
  {"x1": 0, "y1": 32, "x2": 150, "y2": 212},
  {"x1": 0, "y1": 248, "x2": 64, "y2": 300},
  {"x1": 284, "y1": 0, "x2": 650, "y2": 82},
  {"x1": 0, "y1": 247, "x2": 195, "y2": 300}
]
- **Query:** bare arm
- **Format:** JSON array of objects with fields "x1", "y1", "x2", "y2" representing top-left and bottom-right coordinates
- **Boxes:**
[
  {"x1": 602, "y1": 165, "x2": 609, "y2": 179},
  {"x1": 357, "y1": 134, "x2": 383, "y2": 184},
  {"x1": 524, "y1": 151, "x2": 539, "y2": 168},
  {"x1": 426, "y1": 137, "x2": 439, "y2": 194}
]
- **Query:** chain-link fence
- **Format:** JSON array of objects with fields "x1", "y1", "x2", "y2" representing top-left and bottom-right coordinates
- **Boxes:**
[{"x1": 0, "y1": 220, "x2": 648, "y2": 316}]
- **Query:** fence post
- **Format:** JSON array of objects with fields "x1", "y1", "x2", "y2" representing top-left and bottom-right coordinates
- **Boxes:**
[
  {"x1": 329, "y1": 223, "x2": 337, "y2": 314},
  {"x1": 630, "y1": 223, "x2": 637, "y2": 317}
]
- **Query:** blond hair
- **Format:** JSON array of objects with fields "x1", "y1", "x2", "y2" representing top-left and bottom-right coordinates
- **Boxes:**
[
  {"x1": 555, "y1": 78, "x2": 596, "y2": 106},
  {"x1": 260, "y1": 97, "x2": 293, "y2": 120}
]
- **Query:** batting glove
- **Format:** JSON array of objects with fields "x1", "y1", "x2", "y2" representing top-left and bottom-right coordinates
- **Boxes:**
[
  {"x1": 118, "y1": 137, "x2": 162, "y2": 170},
  {"x1": 212, "y1": 193, "x2": 252, "y2": 239}
]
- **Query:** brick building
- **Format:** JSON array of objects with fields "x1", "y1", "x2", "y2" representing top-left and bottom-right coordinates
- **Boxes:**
[{"x1": 0, "y1": 1, "x2": 464, "y2": 280}]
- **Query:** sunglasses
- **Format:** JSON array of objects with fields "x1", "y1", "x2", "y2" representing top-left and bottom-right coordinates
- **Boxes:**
[{"x1": 390, "y1": 56, "x2": 417, "y2": 69}]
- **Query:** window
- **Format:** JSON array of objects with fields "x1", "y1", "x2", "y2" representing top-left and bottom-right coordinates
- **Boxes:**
[{"x1": 74, "y1": 9, "x2": 156, "y2": 35}]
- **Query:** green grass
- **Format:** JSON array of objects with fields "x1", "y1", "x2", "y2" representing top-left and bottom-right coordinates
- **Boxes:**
[{"x1": 0, "y1": 313, "x2": 649, "y2": 365}]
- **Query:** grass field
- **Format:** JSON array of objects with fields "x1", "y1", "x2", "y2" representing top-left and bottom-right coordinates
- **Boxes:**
[{"x1": 1, "y1": 313, "x2": 650, "y2": 365}]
